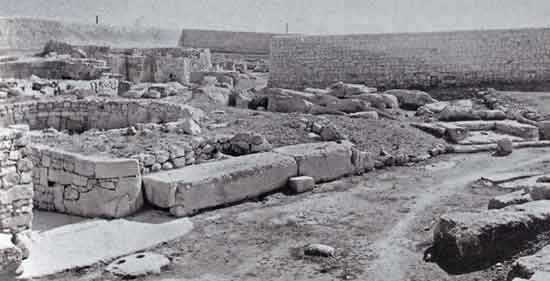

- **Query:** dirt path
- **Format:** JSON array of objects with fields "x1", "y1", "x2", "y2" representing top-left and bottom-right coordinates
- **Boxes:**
[
  {"x1": 35, "y1": 148, "x2": 550, "y2": 281},
  {"x1": 367, "y1": 149, "x2": 550, "y2": 281}
]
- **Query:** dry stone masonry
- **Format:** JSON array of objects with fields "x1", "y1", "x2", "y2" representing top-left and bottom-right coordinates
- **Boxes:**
[
  {"x1": 29, "y1": 144, "x2": 142, "y2": 218},
  {"x1": 270, "y1": 29, "x2": 550, "y2": 90}
]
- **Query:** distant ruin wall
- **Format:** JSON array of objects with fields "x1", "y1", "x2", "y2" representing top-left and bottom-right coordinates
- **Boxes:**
[
  {"x1": 269, "y1": 28, "x2": 550, "y2": 90},
  {"x1": 0, "y1": 99, "x2": 193, "y2": 132},
  {"x1": 179, "y1": 29, "x2": 276, "y2": 55},
  {"x1": 0, "y1": 18, "x2": 180, "y2": 52}
]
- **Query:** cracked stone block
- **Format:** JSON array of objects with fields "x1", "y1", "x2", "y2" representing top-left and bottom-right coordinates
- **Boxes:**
[
  {"x1": 143, "y1": 152, "x2": 297, "y2": 216},
  {"x1": 273, "y1": 142, "x2": 355, "y2": 183}
]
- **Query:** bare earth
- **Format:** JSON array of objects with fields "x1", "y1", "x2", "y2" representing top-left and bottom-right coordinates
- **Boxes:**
[{"x1": 31, "y1": 147, "x2": 550, "y2": 281}]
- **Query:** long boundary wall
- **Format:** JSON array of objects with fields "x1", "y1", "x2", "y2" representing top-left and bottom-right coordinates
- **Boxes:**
[
  {"x1": 269, "y1": 28, "x2": 550, "y2": 90},
  {"x1": 179, "y1": 29, "x2": 277, "y2": 55}
]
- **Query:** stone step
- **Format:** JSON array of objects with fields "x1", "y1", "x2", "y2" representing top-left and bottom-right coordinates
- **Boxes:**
[{"x1": 431, "y1": 200, "x2": 550, "y2": 274}]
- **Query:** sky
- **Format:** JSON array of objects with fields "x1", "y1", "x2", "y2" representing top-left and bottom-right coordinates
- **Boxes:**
[{"x1": 1, "y1": 0, "x2": 550, "y2": 34}]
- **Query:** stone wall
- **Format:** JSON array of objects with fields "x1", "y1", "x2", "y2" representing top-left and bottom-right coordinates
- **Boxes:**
[
  {"x1": 179, "y1": 29, "x2": 277, "y2": 55},
  {"x1": 0, "y1": 126, "x2": 33, "y2": 234},
  {"x1": 29, "y1": 144, "x2": 142, "y2": 218},
  {"x1": 269, "y1": 28, "x2": 550, "y2": 90},
  {"x1": 0, "y1": 58, "x2": 109, "y2": 80},
  {"x1": 0, "y1": 99, "x2": 195, "y2": 133}
]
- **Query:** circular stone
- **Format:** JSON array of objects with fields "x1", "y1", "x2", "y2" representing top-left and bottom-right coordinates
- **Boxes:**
[{"x1": 105, "y1": 252, "x2": 170, "y2": 277}]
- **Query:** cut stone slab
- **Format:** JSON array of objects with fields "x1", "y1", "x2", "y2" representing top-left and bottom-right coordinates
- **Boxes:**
[
  {"x1": 105, "y1": 252, "x2": 170, "y2": 277},
  {"x1": 495, "y1": 121, "x2": 539, "y2": 141},
  {"x1": 537, "y1": 121, "x2": 550, "y2": 140},
  {"x1": 288, "y1": 176, "x2": 315, "y2": 194},
  {"x1": 410, "y1": 123, "x2": 446, "y2": 138},
  {"x1": 143, "y1": 152, "x2": 297, "y2": 216},
  {"x1": 19, "y1": 218, "x2": 193, "y2": 278},
  {"x1": 452, "y1": 120, "x2": 497, "y2": 131},
  {"x1": 509, "y1": 246, "x2": 550, "y2": 280},
  {"x1": 432, "y1": 200, "x2": 550, "y2": 274},
  {"x1": 274, "y1": 142, "x2": 355, "y2": 183},
  {"x1": 458, "y1": 131, "x2": 524, "y2": 145},
  {"x1": 438, "y1": 123, "x2": 468, "y2": 143},
  {"x1": 488, "y1": 190, "x2": 533, "y2": 209}
]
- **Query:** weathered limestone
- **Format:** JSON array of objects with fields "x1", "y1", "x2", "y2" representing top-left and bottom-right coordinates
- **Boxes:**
[
  {"x1": 19, "y1": 218, "x2": 193, "y2": 279},
  {"x1": 512, "y1": 271, "x2": 550, "y2": 281},
  {"x1": 438, "y1": 123, "x2": 468, "y2": 143},
  {"x1": 105, "y1": 252, "x2": 170, "y2": 277},
  {"x1": 143, "y1": 152, "x2": 298, "y2": 217},
  {"x1": 383, "y1": 89, "x2": 437, "y2": 110},
  {"x1": 30, "y1": 144, "x2": 143, "y2": 218},
  {"x1": 537, "y1": 121, "x2": 550, "y2": 140},
  {"x1": 509, "y1": 246, "x2": 550, "y2": 280},
  {"x1": 288, "y1": 176, "x2": 315, "y2": 194},
  {"x1": 274, "y1": 142, "x2": 355, "y2": 183},
  {"x1": 0, "y1": 234, "x2": 22, "y2": 274},
  {"x1": 0, "y1": 99, "x2": 202, "y2": 132},
  {"x1": 0, "y1": 127, "x2": 33, "y2": 234},
  {"x1": 432, "y1": 200, "x2": 550, "y2": 273},
  {"x1": 488, "y1": 190, "x2": 533, "y2": 209},
  {"x1": 495, "y1": 120, "x2": 539, "y2": 141}
]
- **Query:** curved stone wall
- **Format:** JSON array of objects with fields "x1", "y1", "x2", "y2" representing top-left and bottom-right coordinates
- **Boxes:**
[{"x1": 0, "y1": 98, "x2": 197, "y2": 133}]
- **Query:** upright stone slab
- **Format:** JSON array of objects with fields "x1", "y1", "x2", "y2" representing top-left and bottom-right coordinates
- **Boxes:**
[
  {"x1": 143, "y1": 152, "x2": 297, "y2": 217},
  {"x1": 273, "y1": 142, "x2": 355, "y2": 183}
]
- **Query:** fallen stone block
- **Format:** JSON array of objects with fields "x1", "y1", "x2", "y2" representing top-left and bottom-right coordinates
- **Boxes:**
[
  {"x1": 494, "y1": 138, "x2": 513, "y2": 156},
  {"x1": 274, "y1": 142, "x2": 355, "y2": 183},
  {"x1": 438, "y1": 123, "x2": 468, "y2": 143},
  {"x1": 288, "y1": 176, "x2": 315, "y2": 194},
  {"x1": 143, "y1": 152, "x2": 297, "y2": 216},
  {"x1": 488, "y1": 190, "x2": 533, "y2": 209},
  {"x1": 349, "y1": 111, "x2": 379, "y2": 120},
  {"x1": 410, "y1": 123, "x2": 446, "y2": 138},
  {"x1": 19, "y1": 218, "x2": 193, "y2": 279},
  {"x1": 537, "y1": 121, "x2": 550, "y2": 140},
  {"x1": 495, "y1": 121, "x2": 539, "y2": 141},
  {"x1": 439, "y1": 106, "x2": 480, "y2": 121},
  {"x1": 383, "y1": 89, "x2": 437, "y2": 110},
  {"x1": 509, "y1": 246, "x2": 550, "y2": 280},
  {"x1": 432, "y1": 200, "x2": 550, "y2": 274}
]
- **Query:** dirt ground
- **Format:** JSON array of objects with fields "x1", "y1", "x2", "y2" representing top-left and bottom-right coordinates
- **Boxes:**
[{"x1": 30, "y1": 146, "x2": 550, "y2": 281}]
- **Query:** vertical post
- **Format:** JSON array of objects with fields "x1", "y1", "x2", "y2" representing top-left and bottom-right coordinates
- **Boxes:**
[
  {"x1": 96, "y1": 15, "x2": 99, "y2": 25},
  {"x1": 286, "y1": 22, "x2": 289, "y2": 34}
]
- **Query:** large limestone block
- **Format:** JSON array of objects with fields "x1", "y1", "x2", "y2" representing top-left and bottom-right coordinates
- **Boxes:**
[
  {"x1": 432, "y1": 200, "x2": 550, "y2": 274},
  {"x1": 537, "y1": 121, "x2": 550, "y2": 140},
  {"x1": 383, "y1": 89, "x2": 437, "y2": 110},
  {"x1": 274, "y1": 142, "x2": 355, "y2": 183},
  {"x1": 63, "y1": 175, "x2": 143, "y2": 218},
  {"x1": 495, "y1": 121, "x2": 539, "y2": 141},
  {"x1": 143, "y1": 152, "x2": 297, "y2": 216}
]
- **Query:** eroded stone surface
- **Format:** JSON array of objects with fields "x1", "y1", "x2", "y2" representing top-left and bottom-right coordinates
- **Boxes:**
[
  {"x1": 105, "y1": 252, "x2": 170, "y2": 277},
  {"x1": 143, "y1": 151, "x2": 298, "y2": 216}
]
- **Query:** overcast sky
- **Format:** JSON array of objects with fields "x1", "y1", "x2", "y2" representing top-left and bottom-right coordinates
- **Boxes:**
[{"x1": 1, "y1": 0, "x2": 550, "y2": 34}]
